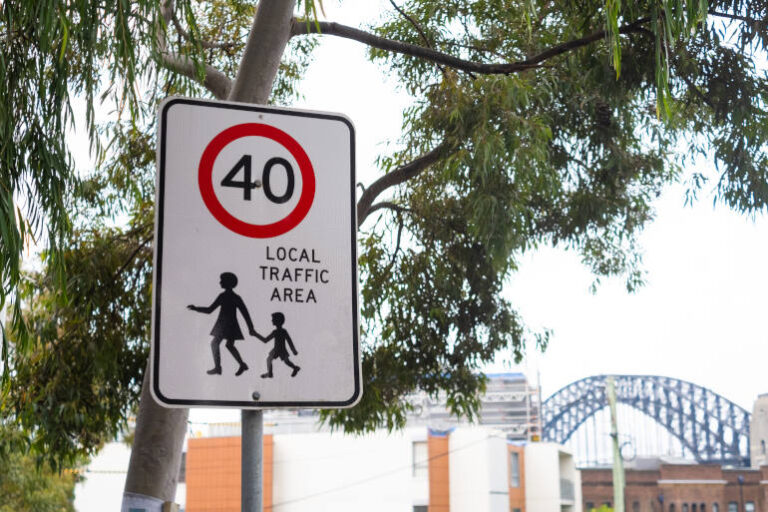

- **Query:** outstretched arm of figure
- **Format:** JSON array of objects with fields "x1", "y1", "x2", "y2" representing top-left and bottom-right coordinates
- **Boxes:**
[
  {"x1": 187, "y1": 294, "x2": 222, "y2": 314},
  {"x1": 234, "y1": 295, "x2": 257, "y2": 335},
  {"x1": 285, "y1": 333, "x2": 298, "y2": 355}
]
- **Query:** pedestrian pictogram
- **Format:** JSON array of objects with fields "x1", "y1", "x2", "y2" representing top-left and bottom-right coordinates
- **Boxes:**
[
  {"x1": 151, "y1": 97, "x2": 360, "y2": 408},
  {"x1": 255, "y1": 312, "x2": 301, "y2": 379},
  {"x1": 187, "y1": 272, "x2": 254, "y2": 377}
]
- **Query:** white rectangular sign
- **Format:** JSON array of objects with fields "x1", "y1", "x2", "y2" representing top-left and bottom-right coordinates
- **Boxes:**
[{"x1": 151, "y1": 97, "x2": 360, "y2": 408}]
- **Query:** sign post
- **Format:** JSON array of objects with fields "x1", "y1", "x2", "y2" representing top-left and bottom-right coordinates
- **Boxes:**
[
  {"x1": 242, "y1": 410, "x2": 263, "y2": 512},
  {"x1": 152, "y1": 97, "x2": 360, "y2": 511}
]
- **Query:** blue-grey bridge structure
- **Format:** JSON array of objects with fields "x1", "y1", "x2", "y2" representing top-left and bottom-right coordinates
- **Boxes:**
[{"x1": 541, "y1": 375, "x2": 751, "y2": 467}]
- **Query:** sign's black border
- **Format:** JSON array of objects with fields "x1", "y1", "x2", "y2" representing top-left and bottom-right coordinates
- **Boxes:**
[{"x1": 152, "y1": 97, "x2": 360, "y2": 408}]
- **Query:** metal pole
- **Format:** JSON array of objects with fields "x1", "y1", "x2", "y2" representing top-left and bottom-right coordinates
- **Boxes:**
[
  {"x1": 607, "y1": 376, "x2": 625, "y2": 512},
  {"x1": 242, "y1": 409, "x2": 263, "y2": 512}
]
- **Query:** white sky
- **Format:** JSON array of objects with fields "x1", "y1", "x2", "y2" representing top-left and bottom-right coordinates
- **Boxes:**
[{"x1": 62, "y1": 2, "x2": 767, "y2": 423}]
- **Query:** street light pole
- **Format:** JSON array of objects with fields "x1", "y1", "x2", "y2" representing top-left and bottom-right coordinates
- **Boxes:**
[{"x1": 607, "y1": 377, "x2": 625, "y2": 512}]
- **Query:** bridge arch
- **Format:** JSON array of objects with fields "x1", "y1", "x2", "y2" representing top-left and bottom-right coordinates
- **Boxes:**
[{"x1": 541, "y1": 375, "x2": 751, "y2": 466}]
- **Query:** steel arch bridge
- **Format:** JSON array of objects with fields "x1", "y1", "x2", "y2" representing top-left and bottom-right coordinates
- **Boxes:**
[{"x1": 541, "y1": 375, "x2": 751, "y2": 466}]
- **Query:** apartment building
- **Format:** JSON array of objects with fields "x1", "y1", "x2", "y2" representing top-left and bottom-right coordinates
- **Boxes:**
[{"x1": 185, "y1": 428, "x2": 580, "y2": 512}]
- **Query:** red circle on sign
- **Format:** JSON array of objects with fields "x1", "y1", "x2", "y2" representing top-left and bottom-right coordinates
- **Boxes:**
[{"x1": 198, "y1": 123, "x2": 315, "y2": 238}]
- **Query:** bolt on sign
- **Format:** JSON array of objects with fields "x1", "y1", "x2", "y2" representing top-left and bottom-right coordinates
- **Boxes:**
[{"x1": 151, "y1": 97, "x2": 360, "y2": 408}]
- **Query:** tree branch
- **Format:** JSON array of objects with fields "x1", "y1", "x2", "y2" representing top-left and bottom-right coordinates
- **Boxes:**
[
  {"x1": 112, "y1": 236, "x2": 153, "y2": 280},
  {"x1": 357, "y1": 143, "x2": 449, "y2": 227},
  {"x1": 170, "y1": 10, "x2": 237, "y2": 50},
  {"x1": 387, "y1": 215, "x2": 404, "y2": 269},
  {"x1": 367, "y1": 201, "x2": 411, "y2": 218},
  {"x1": 388, "y1": 0, "x2": 431, "y2": 49},
  {"x1": 156, "y1": 0, "x2": 233, "y2": 99},
  {"x1": 367, "y1": 201, "x2": 473, "y2": 244},
  {"x1": 157, "y1": 54, "x2": 233, "y2": 99},
  {"x1": 387, "y1": 0, "x2": 449, "y2": 77},
  {"x1": 678, "y1": 72, "x2": 715, "y2": 110},
  {"x1": 292, "y1": 18, "x2": 651, "y2": 75},
  {"x1": 441, "y1": 40, "x2": 509, "y2": 61},
  {"x1": 708, "y1": 10, "x2": 765, "y2": 24}
]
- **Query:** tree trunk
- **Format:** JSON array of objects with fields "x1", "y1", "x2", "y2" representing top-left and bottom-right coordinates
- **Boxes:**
[
  {"x1": 229, "y1": 0, "x2": 296, "y2": 105},
  {"x1": 122, "y1": 0, "x2": 297, "y2": 506},
  {"x1": 123, "y1": 371, "x2": 188, "y2": 504}
]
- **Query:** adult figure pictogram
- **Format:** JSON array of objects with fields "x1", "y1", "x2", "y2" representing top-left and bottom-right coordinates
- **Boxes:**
[
  {"x1": 254, "y1": 312, "x2": 300, "y2": 378},
  {"x1": 187, "y1": 272, "x2": 256, "y2": 376}
]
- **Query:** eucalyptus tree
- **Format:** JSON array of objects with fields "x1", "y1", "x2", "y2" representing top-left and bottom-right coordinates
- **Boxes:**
[
  {"x1": 0, "y1": 424, "x2": 77, "y2": 512},
  {"x1": 1, "y1": 0, "x2": 767, "y2": 505}
]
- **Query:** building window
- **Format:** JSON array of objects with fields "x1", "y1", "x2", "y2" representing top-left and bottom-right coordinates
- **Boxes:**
[
  {"x1": 413, "y1": 507, "x2": 428, "y2": 512},
  {"x1": 745, "y1": 503, "x2": 755, "y2": 512},
  {"x1": 509, "y1": 451, "x2": 521, "y2": 487},
  {"x1": 701, "y1": 504, "x2": 706, "y2": 512},
  {"x1": 586, "y1": 503, "x2": 595, "y2": 511},
  {"x1": 728, "y1": 503, "x2": 738, "y2": 512},
  {"x1": 762, "y1": 439, "x2": 766, "y2": 454},
  {"x1": 412, "y1": 441, "x2": 428, "y2": 478},
  {"x1": 513, "y1": 509, "x2": 522, "y2": 512},
  {"x1": 683, "y1": 504, "x2": 689, "y2": 512},
  {"x1": 712, "y1": 505, "x2": 718, "y2": 512},
  {"x1": 633, "y1": 502, "x2": 640, "y2": 512},
  {"x1": 670, "y1": 504, "x2": 676, "y2": 512},
  {"x1": 692, "y1": 504, "x2": 697, "y2": 512}
]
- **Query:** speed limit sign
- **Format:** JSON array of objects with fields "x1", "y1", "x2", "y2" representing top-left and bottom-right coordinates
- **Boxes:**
[{"x1": 151, "y1": 97, "x2": 360, "y2": 408}]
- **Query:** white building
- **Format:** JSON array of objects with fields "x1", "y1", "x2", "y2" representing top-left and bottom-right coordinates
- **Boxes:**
[
  {"x1": 74, "y1": 439, "x2": 186, "y2": 512},
  {"x1": 184, "y1": 425, "x2": 579, "y2": 512},
  {"x1": 75, "y1": 373, "x2": 577, "y2": 511},
  {"x1": 523, "y1": 442, "x2": 582, "y2": 512}
]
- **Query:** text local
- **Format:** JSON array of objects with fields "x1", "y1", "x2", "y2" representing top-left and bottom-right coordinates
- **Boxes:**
[{"x1": 266, "y1": 246, "x2": 320, "y2": 264}]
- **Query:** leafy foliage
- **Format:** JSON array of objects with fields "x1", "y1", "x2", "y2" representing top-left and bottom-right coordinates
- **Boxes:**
[
  {"x1": 0, "y1": 0, "x2": 158, "y2": 332},
  {"x1": 0, "y1": 0, "x2": 314, "y2": 344},
  {"x1": 326, "y1": 0, "x2": 767, "y2": 430},
  {"x1": 2, "y1": 0, "x2": 316, "y2": 466},
  {"x1": 0, "y1": 424, "x2": 77, "y2": 512},
  {"x1": 1, "y1": 0, "x2": 767, "y2": 465},
  {"x1": 4, "y1": 127, "x2": 154, "y2": 467}
]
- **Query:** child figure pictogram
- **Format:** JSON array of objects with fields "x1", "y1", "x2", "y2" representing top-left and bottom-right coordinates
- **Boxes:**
[
  {"x1": 187, "y1": 272, "x2": 256, "y2": 376},
  {"x1": 254, "y1": 312, "x2": 300, "y2": 378}
]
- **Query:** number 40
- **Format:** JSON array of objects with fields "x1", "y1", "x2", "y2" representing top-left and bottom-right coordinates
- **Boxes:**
[{"x1": 221, "y1": 155, "x2": 295, "y2": 204}]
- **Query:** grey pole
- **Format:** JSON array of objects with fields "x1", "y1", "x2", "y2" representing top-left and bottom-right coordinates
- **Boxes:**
[
  {"x1": 229, "y1": 2, "x2": 295, "y2": 510},
  {"x1": 242, "y1": 409, "x2": 263, "y2": 512}
]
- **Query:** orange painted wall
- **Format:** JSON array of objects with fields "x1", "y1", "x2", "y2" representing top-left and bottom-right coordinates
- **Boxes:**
[
  {"x1": 507, "y1": 444, "x2": 525, "y2": 512},
  {"x1": 186, "y1": 434, "x2": 273, "y2": 512},
  {"x1": 263, "y1": 435, "x2": 273, "y2": 510},
  {"x1": 428, "y1": 432, "x2": 451, "y2": 512}
]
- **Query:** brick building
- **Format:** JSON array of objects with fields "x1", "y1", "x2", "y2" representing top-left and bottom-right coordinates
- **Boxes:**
[{"x1": 581, "y1": 458, "x2": 768, "y2": 512}]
